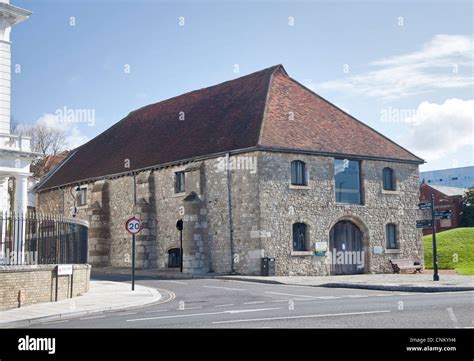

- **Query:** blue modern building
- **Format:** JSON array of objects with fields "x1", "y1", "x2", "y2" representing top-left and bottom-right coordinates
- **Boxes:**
[{"x1": 420, "y1": 166, "x2": 474, "y2": 189}]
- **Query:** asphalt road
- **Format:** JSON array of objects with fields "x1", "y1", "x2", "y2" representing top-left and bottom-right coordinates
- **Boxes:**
[{"x1": 28, "y1": 276, "x2": 474, "y2": 329}]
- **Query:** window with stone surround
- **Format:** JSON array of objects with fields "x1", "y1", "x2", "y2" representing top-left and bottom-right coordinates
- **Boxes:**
[
  {"x1": 386, "y1": 223, "x2": 398, "y2": 249},
  {"x1": 383, "y1": 167, "x2": 396, "y2": 191},
  {"x1": 292, "y1": 223, "x2": 308, "y2": 251},
  {"x1": 334, "y1": 159, "x2": 361, "y2": 204},
  {"x1": 76, "y1": 188, "x2": 87, "y2": 207},
  {"x1": 175, "y1": 171, "x2": 185, "y2": 193},
  {"x1": 291, "y1": 160, "x2": 307, "y2": 186}
]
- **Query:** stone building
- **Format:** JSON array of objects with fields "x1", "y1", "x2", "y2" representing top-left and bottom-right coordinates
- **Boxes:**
[{"x1": 36, "y1": 65, "x2": 425, "y2": 275}]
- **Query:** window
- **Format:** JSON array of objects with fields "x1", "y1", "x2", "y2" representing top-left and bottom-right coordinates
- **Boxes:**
[
  {"x1": 383, "y1": 167, "x2": 396, "y2": 191},
  {"x1": 292, "y1": 223, "x2": 308, "y2": 251},
  {"x1": 175, "y1": 171, "x2": 185, "y2": 193},
  {"x1": 334, "y1": 159, "x2": 361, "y2": 204},
  {"x1": 386, "y1": 224, "x2": 397, "y2": 249},
  {"x1": 76, "y1": 188, "x2": 87, "y2": 206},
  {"x1": 451, "y1": 177, "x2": 458, "y2": 180},
  {"x1": 291, "y1": 160, "x2": 307, "y2": 186}
]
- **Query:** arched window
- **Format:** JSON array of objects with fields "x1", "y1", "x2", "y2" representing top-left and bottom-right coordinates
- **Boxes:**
[
  {"x1": 291, "y1": 160, "x2": 307, "y2": 186},
  {"x1": 386, "y1": 224, "x2": 397, "y2": 249},
  {"x1": 175, "y1": 171, "x2": 185, "y2": 193},
  {"x1": 292, "y1": 223, "x2": 308, "y2": 251},
  {"x1": 383, "y1": 167, "x2": 395, "y2": 191}
]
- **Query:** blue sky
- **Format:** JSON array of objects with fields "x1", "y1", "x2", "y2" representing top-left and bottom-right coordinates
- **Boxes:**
[{"x1": 11, "y1": 0, "x2": 474, "y2": 171}]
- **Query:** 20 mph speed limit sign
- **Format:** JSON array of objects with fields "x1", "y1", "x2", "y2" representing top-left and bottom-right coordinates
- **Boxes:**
[{"x1": 126, "y1": 217, "x2": 142, "y2": 235}]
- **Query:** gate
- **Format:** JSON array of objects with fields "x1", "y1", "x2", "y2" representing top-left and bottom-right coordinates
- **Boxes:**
[{"x1": 0, "y1": 212, "x2": 89, "y2": 265}]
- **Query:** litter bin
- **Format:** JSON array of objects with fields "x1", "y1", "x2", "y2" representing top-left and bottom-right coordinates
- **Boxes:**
[{"x1": 261, "y1": 257, "x2": 276, "y2": 276}]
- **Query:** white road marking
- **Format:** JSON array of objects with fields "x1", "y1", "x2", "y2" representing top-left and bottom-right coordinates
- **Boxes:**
[
  {"x1": 117, "y1": 312, "x2": 137, "y2": 316},
  {"x1": 317, "y1": 296, "x2": 341, "y2": 299},
  {"x1": 270, "y1": 299, "x2": 291, "y2": 303},
  {"x1": 346, "y1": 295, "x2": 368, "y2": 298},
  {"x1": 214, "y1": 304, "x2": 235, "y2": 308},
  {"x1": 80, "y1": 315, "x2": 106, "y2": 320},
  {"x1": 42, "y1": 319, "x2": 69, "y2": 325},
  {"x1": 179, "y1": 306, "x2": 203, "y2": 310},
  {"x1": 162, "y1": 280, "x2": 189, "y2": 285},
  {"x1": 227, "y1": 308, "x2": 282, "y2": 314},
  {"x1": 212, "y1": 310, "x2": 391, "y2": 324},
  {"x1": 243, "y1": 301, "x2": 266, "y2": 304},
  {"x1": 225, "y1": 280, "x2": 316, "y2": 289},
  {"x1": 126, "y1": 307, "x2": 281, "y2": 322},
  {"x1": 447, "y1": 307, "x2": 459, "y2": 326},
  {"x1": 203, "y1": 285, "x2": 246, "y2": 291},
  {"x1": 265, "y1": 291, "x2": 321, "y2": 299}
]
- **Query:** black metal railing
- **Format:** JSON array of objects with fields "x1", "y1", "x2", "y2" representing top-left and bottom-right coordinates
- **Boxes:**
[{"x1": 0, "y1": 212, "x2": 89, "y2": 265}]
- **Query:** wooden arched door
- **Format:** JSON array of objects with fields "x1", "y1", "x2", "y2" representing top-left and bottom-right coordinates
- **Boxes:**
[{"x1": 329, "y1": 220, "x2": 364, "y2": 275}]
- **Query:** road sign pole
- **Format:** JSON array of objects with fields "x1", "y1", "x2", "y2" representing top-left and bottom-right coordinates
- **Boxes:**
[
  {"x1": 132, "y1": 233, "x2": 136, "y2": 290},
  {"x1": 179, "y1": 229, "x2": 183, "y2": 273},
  {"x1": 431, "y1": 193, "x2": 439, "y2": 281},
  {"x1": 125, "y1": 216, "x2": 141, "y2": 291}
]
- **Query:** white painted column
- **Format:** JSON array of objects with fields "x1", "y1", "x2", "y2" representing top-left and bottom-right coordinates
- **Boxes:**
[
  {"x1": 0, "y1": 175, "x2": 7, "y2": 259},
  {"x1": 0, "y1": 37, "x2": 11, "y2": 134},
  {"x1": 0, "y1": 1, "x2": 32, "y2": 134},
  {"x1": 14, "y1": 173, "x2": 27, "y2": 263}
]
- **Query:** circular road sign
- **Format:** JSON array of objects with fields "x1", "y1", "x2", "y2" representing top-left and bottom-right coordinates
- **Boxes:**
[{"x1": 126, "y1": 217, "x2": 142, "y2": 235}]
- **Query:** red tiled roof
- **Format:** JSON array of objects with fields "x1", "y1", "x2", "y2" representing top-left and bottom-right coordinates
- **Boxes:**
[
  {"x1": 38, "y1": 65, "x2": 423, "y2": 191},
  {"x1": 43, "y1": 151, "x2": 70, "y2": 172},
  {"x1": 260, "y1": 70, "x2": 423, "y2": 161}
]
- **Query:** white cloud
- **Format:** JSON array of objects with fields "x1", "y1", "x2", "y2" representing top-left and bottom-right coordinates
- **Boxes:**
[
  {"x1": 316, "y1": 34, "x2": 474, "y2": 99},
  {"x1": 36, "y1": 113, "x2": 90, "y2": 150},
  {"x1": 402, "y1": 98, "x2": 474, "y2": 162},
  {"x1": 66, "y1": 126, "x2": 90, "y2": 149}
]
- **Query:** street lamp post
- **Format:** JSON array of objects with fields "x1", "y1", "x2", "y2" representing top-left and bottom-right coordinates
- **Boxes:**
[{"x1": 431, "y1": 193, "x2": 439, "y2": 281}]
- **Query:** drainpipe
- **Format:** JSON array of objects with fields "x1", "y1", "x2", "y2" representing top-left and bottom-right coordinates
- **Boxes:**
[{"x1": 226, "y1": 153, "x2": 235, "y2": 273}]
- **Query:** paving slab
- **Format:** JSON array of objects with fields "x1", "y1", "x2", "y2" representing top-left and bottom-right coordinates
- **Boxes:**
[
  {"x1": 219, "y1": 273, "x2": 474, "y2": 292},
  {"x1": 0, "y1": 281, "x2": 161, "y2": 328}
]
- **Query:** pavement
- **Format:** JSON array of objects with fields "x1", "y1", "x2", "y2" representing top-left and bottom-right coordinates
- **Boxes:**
[
  {"x1": 91, "y1": 266, "x2": 225, "y2": 279},
  {"x1": 219, "y1": 273, "x2": 474, "y2": 292},
  {"x1": 0, "y1": 280, "x2": 162, "y2": 328}
]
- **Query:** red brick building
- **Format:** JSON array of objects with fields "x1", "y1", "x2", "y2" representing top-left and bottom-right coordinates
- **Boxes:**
[{"x1": 419, "y1": 183, "x2": 465, "y2": 235}]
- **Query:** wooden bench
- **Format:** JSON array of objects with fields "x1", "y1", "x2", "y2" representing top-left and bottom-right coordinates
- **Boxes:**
[{"x1": 389, "y1": 259, "x2": 422, "y2": 274}]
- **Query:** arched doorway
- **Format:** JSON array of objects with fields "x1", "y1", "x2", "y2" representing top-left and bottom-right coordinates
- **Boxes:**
[
  {"x1": 168, "y1": 248, "x2": 181, "y2": 268},
  {"x1": 329, "y1": 220, "x2": 364, "y2": 275}
]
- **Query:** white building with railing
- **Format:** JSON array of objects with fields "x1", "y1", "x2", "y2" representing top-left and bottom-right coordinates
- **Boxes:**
[{"x1": 0, "y1": 1, "x2": 37, "y2": 262}]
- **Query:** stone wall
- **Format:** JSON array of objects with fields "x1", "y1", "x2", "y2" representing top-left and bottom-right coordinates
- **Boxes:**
[
  {"x1": 36, "y1": 150, "x2": 423, "y2": 276},
  {"x1": 0, "y1": 264, "x2": 91, "y2": 311},
  {"x1": 257, "y1": 151, "x2": 423, "y2": 275}
]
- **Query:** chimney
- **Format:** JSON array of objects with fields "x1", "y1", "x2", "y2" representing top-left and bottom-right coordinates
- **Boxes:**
[{"x1": 0, "y1": 1, "x2": 31, "y2": 134}]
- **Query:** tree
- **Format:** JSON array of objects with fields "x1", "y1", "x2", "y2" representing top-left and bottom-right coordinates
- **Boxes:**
[
  {"x1": 14, "y1": 122, "x2": 66, "y2": 157},
  {"x1": 12, "y1": 121, "x2": 68, "y2": 178},
  {"x1": 460, "y1": 187, "x2": 474, "y2": 227}
]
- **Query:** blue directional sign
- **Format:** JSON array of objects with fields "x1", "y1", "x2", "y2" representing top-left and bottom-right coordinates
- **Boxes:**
[
  {"x1": 434, "y1": 210, "x2": 452, "y2": 219},
  {"x1": 418, "y1": 202, "x2": 432, "y2": 210},
  {"x1": 416, "y1": 219, "x2": 433, "y2": 229}
]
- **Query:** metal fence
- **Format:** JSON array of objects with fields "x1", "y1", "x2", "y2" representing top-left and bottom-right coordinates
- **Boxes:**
[{"x1": 0, "y1": 212, "x2": 89, "y2": 265}]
